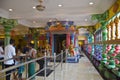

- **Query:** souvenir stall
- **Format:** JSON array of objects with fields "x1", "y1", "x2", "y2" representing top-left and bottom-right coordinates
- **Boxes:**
[{"x1": 45, "y1": 21, "x2": 79, "y2": 62}]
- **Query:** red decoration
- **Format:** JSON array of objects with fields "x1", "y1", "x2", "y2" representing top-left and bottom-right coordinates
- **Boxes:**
[{"x1": 11, "y1": 30, "x2": 15, "y2": 37}]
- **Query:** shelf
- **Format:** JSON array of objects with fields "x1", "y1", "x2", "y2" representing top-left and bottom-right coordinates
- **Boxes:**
[
  {"x1": 112, "y1": 69, "x2": 120, "y2": 77},
  {"x1": 86, "y1": 39, "x2": 120, "y2": 45},
  {"x1": 84, "y1": 51, "x2": 120, "y2": 80},
  {"x1": 103, "y1": 64, "x2": 120, "y2": 79},
  {"x1": 102, "y1": 39, "x2": 120, "y2": 44}
]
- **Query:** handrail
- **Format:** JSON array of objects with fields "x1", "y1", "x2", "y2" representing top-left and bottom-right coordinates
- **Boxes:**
[
  {"x1": 27, "y1": 68, "x2": 45, "y2": 80},
  {"x1": 49, "y1": 53, "x2": 64, "y2": 69},
  {"x1": 0, "y1": 68, "x2": 17, "y2": 78},
  {"x1": 0, "y1": 49, "x2": 65, "y2": 80},
  {"x1": 56, "y1": 53, "x2": 62, "y2": 58},
  {"x1": 0, "y1": 56, "x2": 22, "y2": 63},
  {"x1": 27, "y1": 50, "x2": 64, "y2": 80},
  {"x1": 0, "y1": 56, "x2": 44, "y2": 73}
]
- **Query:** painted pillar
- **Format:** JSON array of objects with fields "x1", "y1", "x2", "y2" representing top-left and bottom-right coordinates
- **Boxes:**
[
  {"x1": 34, "y1": 37, "x2": 38, "y2": 49},
  {"x1": 46, "y1": 33, "x2": 49, "y2": 43},
  {"x1": 34, "y1": 32, "x2": 39, "y2": 49},
  {"x1": 66, "y1": 33, "x2": 70, "y2": 49},
  {"x1": 71, "y1": 33, "x2": 74, "y2": 45},
  {"x1": 29, "y1": 28, "x2": 39, "y2": 49},
  {"x1": 74, "y1": 34, "x2": 77, "y2": 47},
  {"x1": 50, "y1": 33, "x2": 54, "y2": 55},
  {"x1": 0, "y1": 17, "x2": 18, "y2": 46},
  {"x1": 4, "y1": 26, "x2": 12, "y2": 46}
]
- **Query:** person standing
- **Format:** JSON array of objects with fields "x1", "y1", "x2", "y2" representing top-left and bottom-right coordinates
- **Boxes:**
[
  {"x1": 0, "y1": 41, "x2": 4, "y2": 69},
  {"x1": 22, "y1": 44, "x2": 29, "y2": 54},
  {"x1": 4, "y1": 39, "x2": 16, "y2": 80},
  {"x1": 27, "y1": 43, "x2": 37, "y2": 80}
]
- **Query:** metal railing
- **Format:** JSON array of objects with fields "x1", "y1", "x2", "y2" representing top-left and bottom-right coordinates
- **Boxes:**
[{"x1": 0, "y1": 49, "x2": 68, "y2": 80}]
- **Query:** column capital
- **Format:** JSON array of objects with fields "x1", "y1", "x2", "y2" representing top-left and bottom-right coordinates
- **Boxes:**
[
  {"x1": 0, "y1": 17, "x2": 18, "y2": 29},
  {"x1": 0, "y1": 17, "x2": 18, "y2": 46}
]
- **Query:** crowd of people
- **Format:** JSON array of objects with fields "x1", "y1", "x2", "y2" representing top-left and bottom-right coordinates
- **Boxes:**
[
  {"x1": 0, "y1": 39, "x2": 37, "y2": 80},
  {"x1": 0, "y1": 38, "x2": 82, "y2": 80}
]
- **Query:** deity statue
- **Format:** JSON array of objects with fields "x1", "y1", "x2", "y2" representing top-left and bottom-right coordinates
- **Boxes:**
[
  {"x1": 68, "y1": 40, "x2": 75, "y2": 56},
  {"x1": 62, "y1": 40, "x2": 66, "y2": 50},
  {"x1": 45, "y1": 40, "x2": 51, "y2": 55}
]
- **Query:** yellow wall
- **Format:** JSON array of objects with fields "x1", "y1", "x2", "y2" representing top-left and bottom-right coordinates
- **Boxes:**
[
  {"x1": 12, "y1": 35, "x2": 27, "y2": 48},
  {"x1": 78, "y1": 41, "x2": 84, "y2": 46},
  {"x1": 0, "y1": 35, "x2": 4, "y2": 39},
  {"x1": 108, "y1": 0, "x2": 120, "y2": 20},
  {"x1": 78, "y1": 36, "x2": 86, "y2": 40}
]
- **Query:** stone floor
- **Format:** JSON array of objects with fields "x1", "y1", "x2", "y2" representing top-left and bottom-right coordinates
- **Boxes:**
[
  {"x1": 35, "y1": 52, "x2": 103, "y2": 80},
  {"x1": 0, "y1": 52, "x2": 103, "y2": 80}
]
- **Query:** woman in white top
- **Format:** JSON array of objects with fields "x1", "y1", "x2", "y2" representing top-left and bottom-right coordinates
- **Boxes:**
[{"x1": 4, "y1": 39, "x2": 16, "y2": 80}]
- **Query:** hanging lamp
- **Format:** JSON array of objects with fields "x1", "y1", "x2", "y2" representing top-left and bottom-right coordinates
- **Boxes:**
[{"x1": 36, "y1": 0, "x2": 45, "y2": 11}]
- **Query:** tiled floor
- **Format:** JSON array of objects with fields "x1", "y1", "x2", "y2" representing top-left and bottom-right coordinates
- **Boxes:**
[
  {"x1": 0, "y1": 52, "x2": 103, "y2": 80},
  {"x1": 36, "y1": 52, "x2": 103, "y2": 80}
]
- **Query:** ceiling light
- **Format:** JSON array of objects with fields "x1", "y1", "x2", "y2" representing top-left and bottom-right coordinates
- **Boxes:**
[
  {"x1": 85, "y1": 19, "x2": 88, "y2": 21},
  {"x1": 33, "y1": 21, "x2": 36, "y2": 23},
  {"x1": 33, "y1": 6, "x2": 36, "y2": 9},
  {"x1": 66, "y1": 19, "x2": 69, "y2": 21},
  {"x1": 58, "y1": 4, "x2": 62, "y2": 7},
  {"x1": 49, "y1": 19, "x2": 52, "y2": 22},
  {"x1": 89, "y1": 2, "x2": 94, "y2": 5},
  {"x1": 9, "y1": 9, "x2": 13, "y2": 11}
]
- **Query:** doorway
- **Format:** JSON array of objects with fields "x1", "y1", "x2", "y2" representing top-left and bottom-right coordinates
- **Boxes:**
[{"x1": 54, "y1": 34, "x2": 66, "y2": 54}]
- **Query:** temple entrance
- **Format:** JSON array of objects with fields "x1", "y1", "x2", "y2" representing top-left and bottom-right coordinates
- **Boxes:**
[{"x1": 54, "y1": 34, "x2": 66, "y2": 54}]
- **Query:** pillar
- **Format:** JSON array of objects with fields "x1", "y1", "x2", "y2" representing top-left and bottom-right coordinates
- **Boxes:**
[
  {"x1": 4, "y1": 26, "x2": 12, "y2": 46},
  {"x1": 29, "y1": 28, "x2": 39, "y2": 49},
  {"x1": 0, "y1": 17, "x2": 18, "y2": 46},
  {"x1": 50, "y1": 33, "x2": 54, "y2": 55},
  {"x1": 66, "y1": 33, "x2": 70, "y2": 49},
  {"x1": 46, "y1": 33, "x2": 50, "y2": 43},
  {"x1": 71, "y1": 33, "x2": 74, "y2": 45},
  {"x1": 34, "y1": 37, "x2": 37, "y2": 49}
]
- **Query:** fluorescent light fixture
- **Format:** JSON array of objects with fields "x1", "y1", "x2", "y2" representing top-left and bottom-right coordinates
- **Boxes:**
[
  {"x1": 33, "y1": 21, "x2": 36, "y2": 23},
  {"x1": 85, "y1": 19, "x2": 88, "y2": 21}
]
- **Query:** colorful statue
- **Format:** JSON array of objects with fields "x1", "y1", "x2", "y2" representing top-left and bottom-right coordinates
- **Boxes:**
[
  {"x1": 45, "y1": 40, "x2": 51, "y2": 54},
  {"x1": 62, "y1": 40, "x2": 66, "y2": 50},
  {"x1": 69, "y1": 40, "x2": 75, "y2": 56}
]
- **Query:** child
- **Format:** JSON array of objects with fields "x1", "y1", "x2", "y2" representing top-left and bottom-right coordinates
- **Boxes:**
[
  {"x1": 14, "y1": 50, "x2": 25, "y2": 80},
  {"x1": 17, "y1": 57, "x2": 25, "y2": 80}
]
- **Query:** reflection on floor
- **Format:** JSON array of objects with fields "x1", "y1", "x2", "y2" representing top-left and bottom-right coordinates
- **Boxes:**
[{"x1": 36, "y1": 52, "x2": 103, "y2": 80}]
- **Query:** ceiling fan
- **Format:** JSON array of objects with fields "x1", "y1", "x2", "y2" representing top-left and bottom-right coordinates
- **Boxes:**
[{"x1": 36, "y1": 0, "x2": 45, "y2": 11}]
